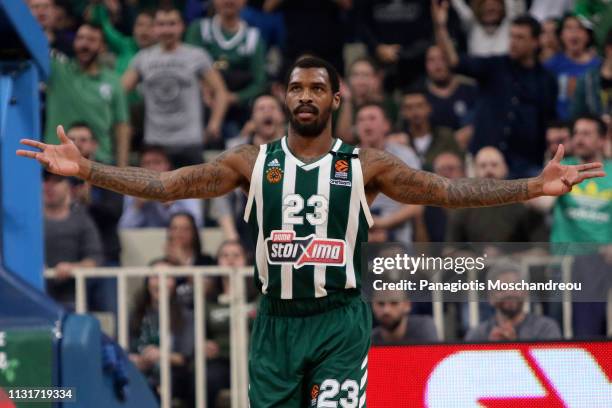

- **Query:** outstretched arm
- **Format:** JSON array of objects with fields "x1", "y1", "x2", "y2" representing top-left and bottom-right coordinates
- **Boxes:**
[
  {"x1": 361, "y1": 146, "x2": 605, "y2": 208},
  {"x1": 17, "y1": 126, "x2": 258, "y2": 201}
]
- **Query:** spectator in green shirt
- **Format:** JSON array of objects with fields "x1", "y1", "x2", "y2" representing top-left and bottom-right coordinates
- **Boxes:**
[
  {"x1": 88, "y1": 4, "x2": 156, "y2": 76},
  {"x1": 45, "y1": 23, "x2": 131, "y2": 166},
  {"x1": 185, "y1": 0, "x2": 267, "y2": 140}
]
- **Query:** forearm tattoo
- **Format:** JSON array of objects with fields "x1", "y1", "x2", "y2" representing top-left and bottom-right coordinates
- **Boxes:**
[
  {"x1": 87, "y1": 144, "x2": 258, "y2": 200},
  {"x1": 362, "y1": 148, "x2": 531, "y2": 208}
]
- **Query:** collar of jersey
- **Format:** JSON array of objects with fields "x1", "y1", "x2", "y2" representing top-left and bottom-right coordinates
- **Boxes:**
[{"x1": 281, "y1": 136, "x2": 342, "y2": 171}]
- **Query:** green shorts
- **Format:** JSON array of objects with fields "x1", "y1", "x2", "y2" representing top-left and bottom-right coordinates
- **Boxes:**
[{"x1": 248, "y1": 290, "x2": 371, "y2": 408}]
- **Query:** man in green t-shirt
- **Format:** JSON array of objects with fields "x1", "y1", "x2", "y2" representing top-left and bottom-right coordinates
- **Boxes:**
[
  {"x1": 551, "y1": 114, "x2": 612, "y2": 243},
  {"x1": 45, "y1": 23, "x2": 131, "y2": 166},
  {"x1": 185, "y1": 0, "x2": 267, "y2": 138}
]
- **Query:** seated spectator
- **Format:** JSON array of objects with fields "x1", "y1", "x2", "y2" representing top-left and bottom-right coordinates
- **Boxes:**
[
  {"x1": 423, "y1": 45, "x2": 477, "y2": 149},
  {"x1": 465, "y1": 260, "x2": 561, "y2": 341},
  {"x1": 129, "y1": 258, "x2": 194, "y2": 405},
  {"x1": 545, "y1": 14, "x2": 601, "y2": 120},
  {"x1": 28, "y1": 0, "x2": 74, "y2": 56},
  {"x1": 122, "y1": 7, "x2": 229, "y2": 166},
  {"x1": 544, "y1": 120, "x2": 572, "y2": 163},
  {"x1": 400, "y1": 88, "x2": 463, "y2": 171},
  {"x1": 164, "y1": 212, "x2": 215, "y2": 267},
  {"x1": 203, "y1": 240, "x2": 253, "y2": 407},
  {"x1": 119, "y1": 146, "x2": 203, "y2": 228},
  {"x1": 550, "y1": 115, "x2": 612, "y2": 243},
  {"x1": 212, "y1": 94, "x2": 285, "y2": 254},
  {"x1": 356, "y1": 103, "x2": 423, "y2": 244},
  {"x1": 446, "y1": 146, "x2": 549, "y2": 243},
  {"x1": 44, "y1": 171, "x2": 103, "y2": 309},
  {"x1": 45, "y1": 23, "x2": 131, "y2": 166},
  {"x1": 424, "y1": 151, "x2": 466, "y2": 242},
  {"x1": 371, "y1": 289, "x2": 439, "y2": 345},
  {"x1": 433, "y1": 5, "x2": 558, "y2": 177},
  {"x1": 336, "y1": 57, "x2": 398, "y2": 143},
  {"x1": 185, "y1": 0, "x2": 267, "y2": 139},
  {"x1": 572, "y1": 29, "x2": 612, "y2": 120},
  {"x1": 539, "y1": 17, "x2": 561, "y2": 62},
  {"x1": 450, "y1": 0, "x2": 525, "y2": 56},
  {"x1": 67, "y1": 122, "x2": 123, "y2": 315}
]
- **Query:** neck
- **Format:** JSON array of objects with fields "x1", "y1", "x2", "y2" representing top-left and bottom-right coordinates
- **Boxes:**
[
  {"x1": 219, "y1": 14, "x2": 241, "y2": 31},
  {"x1": 79, "y1": 60, "x2": 99, "y2": 75},
  {"x1": 162, "y1": 41, "x2": 180, "y2": 51},
  {"x1": 360, "y1": 137, "x2": 385, "y2": 150},
  {"x1": 45, "y1": 203, "x2": 70, "y2": 220},
  {"x1": 517, "y1": 53, "x2": 536, "y2": 68},
  {"x1": 287, "y1": 125, "x2": 334, "y2": 162},
  {"x1": 409, "y1": 123, "x2": 431, "y2": 138},
  {"x1": 566, "y1": 48, "x2": 585, "y2": 61},
  {"x1": 381, "y1": 317, "x2": 408, "y2": 342}
]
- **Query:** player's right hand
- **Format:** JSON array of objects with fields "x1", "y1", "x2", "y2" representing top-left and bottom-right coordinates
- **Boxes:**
[{"x1": 17, "y1": 125, "x2": 83, "y2": 177}]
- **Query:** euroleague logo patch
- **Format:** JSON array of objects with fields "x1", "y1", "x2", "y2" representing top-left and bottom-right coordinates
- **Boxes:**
[
  {"x1": 265, "y1": 230, "x2": 346, "y2": 268},
  {"x1": 335, "y1": 159, "x2": 349, "y2": 172},
  {"x1": 266, "y1": 167, "x2": 283, "y2": 184},
  {"x1": 310, "y1": 384, "x2": 319, "y2": 406}
]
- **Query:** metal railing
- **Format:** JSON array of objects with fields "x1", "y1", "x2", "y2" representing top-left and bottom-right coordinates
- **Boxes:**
[{"x1": 45, "y1": 266, "x2": 253, "y2": 408}]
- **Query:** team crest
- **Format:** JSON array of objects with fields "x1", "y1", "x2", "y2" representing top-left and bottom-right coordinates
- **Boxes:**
[
  {"x1": 310, "y1": 384, "x2": 319, "y2": 406},
  {"x1": 266, "y1": 167, "x2": 283, "y2": 184},
  {"x1": 265, "y1": 230, "x2": 346, "y2": 268}
]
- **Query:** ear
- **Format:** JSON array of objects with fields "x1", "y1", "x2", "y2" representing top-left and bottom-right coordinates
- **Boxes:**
[{"x1": 332, "y1": 92, "x2": 341, "y2": 112}]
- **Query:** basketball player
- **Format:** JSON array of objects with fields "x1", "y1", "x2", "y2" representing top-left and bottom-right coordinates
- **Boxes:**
[{"x1": 18, "y1": 57, "x2": 604, "y2": 407}]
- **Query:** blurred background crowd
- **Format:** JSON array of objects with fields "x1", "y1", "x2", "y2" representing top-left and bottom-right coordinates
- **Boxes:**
[{"x1": 28, "y1": 0, "x2": 612, "y2": 406}]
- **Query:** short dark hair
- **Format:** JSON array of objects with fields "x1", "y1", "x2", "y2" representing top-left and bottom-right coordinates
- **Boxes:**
[
  {"x1": 285, "y1": 56, "x2": 340, "y2": 94},
  {"x1": 155, "y1": 6, "x2": 183, "y2": 20},
  {"x1": 67, "y1": 121, "x2": 97, "y2": 141},
  {"x1": 546, "y1": 119, "x2": 571, "y2": 131},
  {"x1": 573, "y1": 114, "x2": 607, "y2": 137},
  {"x1": 512, "y1": 14, "x2": 541, "y2": 38},
  {"x1": 79, "y1": 22, "x2": 103, "y2": 34},
  {"x1": 140, "y1": 145, "x2": 171, "y2": 161},
  {"x1": 349, "y1": 56, "x2": 380, "y2": 75},
  {"x1": 355, "y1": 102, "x2": 390, "y2": 122},
  {"x1": 402, "y1": 85, "x2": 429, "y2": 100}
]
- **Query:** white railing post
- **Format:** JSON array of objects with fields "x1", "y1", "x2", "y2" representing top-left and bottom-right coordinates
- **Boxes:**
[
  {"x1": 561, "y1": 256, "x2": 573, "y2": 339},
  {"x1": 117, "y1": 274, "x2": 128, "y2": 350},
  {"x1": 229, "y1": 267, "x2": 240, "y2": 408},
  {"x1": 235, "y1": 267, "x2": 249, "y2": 406},
  {"x1": 159, "y1": 268, "x2": 172, "y2": 408},
  {"x1": 75, "y1": 272, "x2": 87, "y2": 314},
  {"x1": 193, "y1": 272, "x2": 207, "y2": 408},
  {"x1": 467, "y1": 268, "x2": 479, "y2": 329}
]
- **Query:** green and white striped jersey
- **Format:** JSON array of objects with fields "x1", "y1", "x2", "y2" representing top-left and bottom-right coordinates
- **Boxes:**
[{"x1": 244, "y1": 136, "x2": 373, "y2": 299}]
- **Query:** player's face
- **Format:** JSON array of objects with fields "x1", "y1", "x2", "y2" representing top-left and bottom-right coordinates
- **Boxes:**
[
  {"x1": 134, "y1": 13, "x2": 155, "y2": 49},
  {"x1": 572, "y1": 119, "x2": 605, "y2": 161},
  {"x1": 356, "y1": 106, "x2": 389, "y2": 147},
  {"x1": 74, "y1": 25, "x2": 103, "y2": 67},
  {"x1": 285, "y1": 67, "x2": 340, "y2": 138},
  {"x1": 155, "y1": 10, "x2": 183, "y2": 47}
]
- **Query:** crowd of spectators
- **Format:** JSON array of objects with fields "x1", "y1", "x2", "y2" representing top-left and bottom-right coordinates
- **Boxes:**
[{"x1": 30, "y1": 0, "x2": 611, "y2": 406}]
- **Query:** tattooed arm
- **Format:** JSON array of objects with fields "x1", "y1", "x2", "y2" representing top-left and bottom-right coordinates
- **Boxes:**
[
  {"x1": 17, "y1": 125, "x2": 258, "y2": 201},
  {"x1": 360, "y1": 147, "x2": 605, "y2": 208}
]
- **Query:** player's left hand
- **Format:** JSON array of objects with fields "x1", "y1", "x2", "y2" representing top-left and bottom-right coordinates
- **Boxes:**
[{"x1": 538, "y1": 144, "x2": 605, "y2": 196}]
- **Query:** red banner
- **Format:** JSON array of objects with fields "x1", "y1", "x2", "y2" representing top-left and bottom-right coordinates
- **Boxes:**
[{"x1": 368, "y1": 342, "x2": 612, "y2": 408}]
